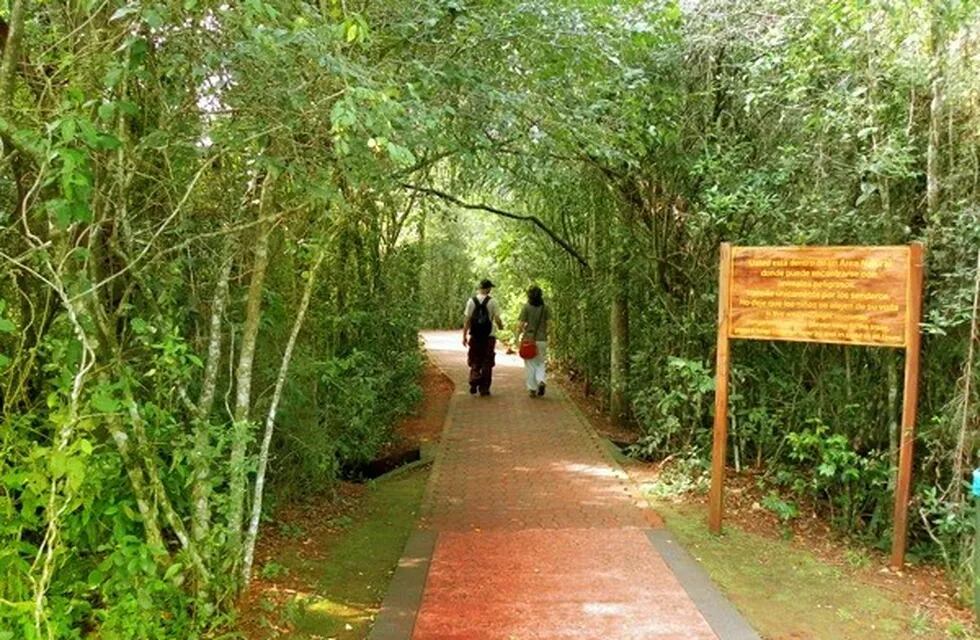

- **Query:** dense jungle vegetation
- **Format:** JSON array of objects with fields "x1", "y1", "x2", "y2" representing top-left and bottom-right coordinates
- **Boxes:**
[{"x1": 0, "y1": 0, "x2": 978, "y2": 637}]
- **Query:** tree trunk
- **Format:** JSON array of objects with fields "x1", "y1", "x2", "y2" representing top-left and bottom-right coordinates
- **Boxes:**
[
  {"x1": 242, "y1": 246, "x2": 326, "y2": 585},
  {"x1": 106, "y1": 414, "x2": 166, "y2": 553},
  {"x1": 926, "y1": 2, "x2": 946, "y2": 222},
  {"x1": 886, "y1": 348, "x2": 900, "y2": 480},
  {"x1": 0, "y1": 0, "x2": 41, "y2": 163},
  {"x1": 228, "y1": 180, "x2": 273, "y2": 565},
  {"x1": 0, "y1": 0, "x2": 25, "y2": 109},
  {"x1": 123, "y1": 399, "x2": 211, "y2": 584},
  {"x1": 192, "y1": 244, "x2": 234, "y2": 554},
  {"x1": 609, "y1": 257, "x2": 630, "y2": 425}
]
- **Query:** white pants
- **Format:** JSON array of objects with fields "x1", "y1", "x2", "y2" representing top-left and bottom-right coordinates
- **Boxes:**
[{"x1": 524, "y1": 341, "x2": 548, "y2": 390}]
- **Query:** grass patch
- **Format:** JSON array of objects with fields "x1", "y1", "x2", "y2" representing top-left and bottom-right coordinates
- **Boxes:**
[
  {"x1": 250, "y1": 467, "x2": 429, "y2": 639},
  {"x1": 654, "y1": 500, "x2": 975, "y2": 640}
]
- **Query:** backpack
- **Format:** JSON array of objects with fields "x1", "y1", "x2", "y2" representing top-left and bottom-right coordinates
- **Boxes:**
[{"x1": 470, "y1": 296, "x2": 493, "y2": 339}]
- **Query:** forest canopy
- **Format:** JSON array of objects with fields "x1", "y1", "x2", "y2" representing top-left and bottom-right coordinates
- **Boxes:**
[{"x1": 0, "y1": 0, "x2": 978, "y2": 638}]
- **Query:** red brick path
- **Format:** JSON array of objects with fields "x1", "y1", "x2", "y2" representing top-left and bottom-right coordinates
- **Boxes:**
[{"x1": 413, "y1": 332, "x2": 719, "y2": 639}]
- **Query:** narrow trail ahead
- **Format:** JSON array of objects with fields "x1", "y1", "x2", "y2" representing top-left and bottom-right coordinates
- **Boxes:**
[{"x1": 371, "y1": 332, "x2": 758, "y2": 640}]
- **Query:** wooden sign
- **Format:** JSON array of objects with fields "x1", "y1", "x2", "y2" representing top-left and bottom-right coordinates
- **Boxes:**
[
  {"x1": 729, "y1": 246, "x2": 911, "y2": 347},
  {"x1": 709, "y1": 243, "x2": 924, "y2": 569}
]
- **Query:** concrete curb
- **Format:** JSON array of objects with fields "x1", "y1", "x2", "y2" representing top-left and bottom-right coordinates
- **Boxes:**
[
  {"x1": 415, "y1": 339, "x2": 461, "y2": 528},
  {"x1": 367, "y1": 530, "x2": 437, "y2": 640},
  {"x1": 372, "y1": 457, "x2": 434, "y2": 483},
  {"x1": 646, "y1": 529, "x2": 761, "y2": 640},
  {"x1": 369, "y1": 338, "x2": 451, "y2": 639}
]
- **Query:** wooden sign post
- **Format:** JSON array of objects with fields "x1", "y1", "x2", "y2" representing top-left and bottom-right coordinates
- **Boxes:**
[{"x1": 709, "y1": 243, "x2": 924, "y2": 569}]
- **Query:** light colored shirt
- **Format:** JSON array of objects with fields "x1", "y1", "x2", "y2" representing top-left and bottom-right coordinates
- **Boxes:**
[
  {"x1": 464, "y1": 293, "x2": 502, "y2": 337},
  {"x1": 518, "y1": 303, "x2": 549, "y2": 342}
]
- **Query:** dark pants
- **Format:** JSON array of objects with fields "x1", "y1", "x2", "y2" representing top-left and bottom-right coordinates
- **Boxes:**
[{"x1": 467, "y1": 336, "x2": 496, "y2": 393}]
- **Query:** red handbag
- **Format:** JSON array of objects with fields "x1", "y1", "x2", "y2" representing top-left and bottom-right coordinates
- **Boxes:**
[
  {"x1": 519, "y1": 339, "x2": 537, "y2": 359},
  {"x1": 520, "y1": 305, "x2": 544, "y2": 359}
]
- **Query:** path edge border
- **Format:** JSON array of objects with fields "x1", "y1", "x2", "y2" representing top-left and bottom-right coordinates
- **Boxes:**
[
  {"x1": 646, "y1": 529, "x2": 761, "y2": 640},
  {"x1": 367, "y1": 530, "x2": 437, "y2": 640},
  {"x1": 416, "y1": 336, "x2": 460, "y2": 525},
  {"x1": 368, "y1": 336, "x2": 458, "y2": 639}
]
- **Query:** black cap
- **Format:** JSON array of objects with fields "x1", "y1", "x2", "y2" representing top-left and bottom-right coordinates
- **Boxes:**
[{"x1": 479, "y1": 279, "x2": 495, "y2": 289}]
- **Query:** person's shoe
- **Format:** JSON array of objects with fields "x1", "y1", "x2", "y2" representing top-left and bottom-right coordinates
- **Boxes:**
[
  {"x1": 479, "y1": 389, "x2": 491, "y2": 397},
  {"x1": 537, "y1": 383, "x2": 546, "y2": 397},
  {"x1": 469, "y1": 383, "x2": 477, "y2": 395},
  {"x1": 528, "y1": 390, "x2": 537, "y2": 398}
]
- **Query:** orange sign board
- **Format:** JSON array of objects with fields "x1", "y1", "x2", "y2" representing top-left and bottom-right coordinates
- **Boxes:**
[
  {"x1": 711, "y1": 243, "x2": 924, "y2": 569},
  {"x1": 727, "y1": 246, "x2": 911, "y2": 348}
]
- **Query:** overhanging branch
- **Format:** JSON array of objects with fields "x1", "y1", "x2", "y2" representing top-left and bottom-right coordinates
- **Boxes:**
[{"x1": 402, "y1": 184, "x2": 590, "y2": 270}]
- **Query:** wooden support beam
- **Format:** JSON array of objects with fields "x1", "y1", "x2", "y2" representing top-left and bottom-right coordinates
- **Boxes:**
[
  {"x1": 709, "y1": 242, "x2": 732, "y2": 534},
  {"x1": 891, "y1": 242, "x2": 925, "y2": 569}
]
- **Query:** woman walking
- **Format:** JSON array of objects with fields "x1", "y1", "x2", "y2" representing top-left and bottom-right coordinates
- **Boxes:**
[{"x1": 517, "y1": 285, "x2": 550, "y2": 398}]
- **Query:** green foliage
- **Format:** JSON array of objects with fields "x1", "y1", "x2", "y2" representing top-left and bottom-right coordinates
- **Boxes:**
[
  {"x1": 2, "y1": 0, "x2": 979, "y2": 634},
  {"x1": 1, "y1": 0, "x2": 439, "y2": 636},
  {"x1": 761, "y1": 493, "x2": 800, "y2": 524},
  {"x1": 259, "y1": 562, "x2": 288, "y2": 580},
  {"x1": 773, "y1": 420, "x2": 890, "y2": 535},
  {"x1": 411, "y1": 0, "x2": 980, "y2": 595},
  {"x1": 630, "y1": 357, "x2": 715, "y2": 459},
  {"x1": 321, "y1": 348, "x2": 423, "y2": 467},
  {"x1": 417, "y1": 216, "x2": 477, "y2": 328}
]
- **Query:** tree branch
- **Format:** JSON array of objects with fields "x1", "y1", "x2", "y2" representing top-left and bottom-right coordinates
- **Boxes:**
[{"x1": 402, "y1": 184, "x2": 590, "y2": 269}]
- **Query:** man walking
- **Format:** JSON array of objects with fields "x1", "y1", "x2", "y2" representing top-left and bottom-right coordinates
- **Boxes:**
[{"x1": 463, "y1": 279, "x2": 504, "y2": 396}]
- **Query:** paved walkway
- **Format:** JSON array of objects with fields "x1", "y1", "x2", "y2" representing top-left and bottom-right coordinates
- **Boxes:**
[{"x1": 371, "y1": 332, "x2": 758, "y2": 640}]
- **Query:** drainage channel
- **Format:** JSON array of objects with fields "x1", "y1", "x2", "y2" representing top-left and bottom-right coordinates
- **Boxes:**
[{"x1": 341, "y1": 448, "x2": 423, "y2": 483}]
